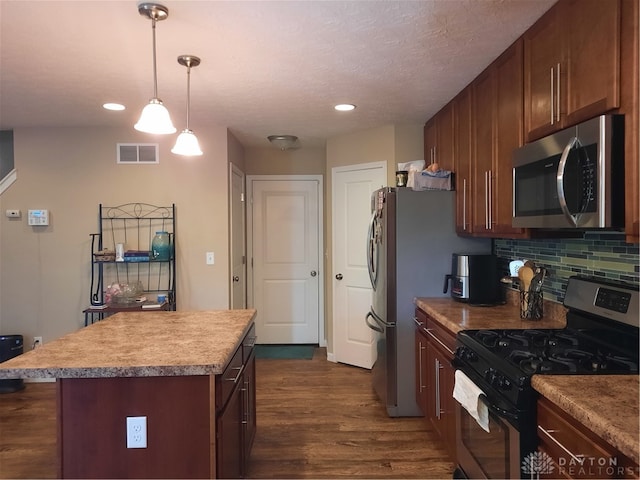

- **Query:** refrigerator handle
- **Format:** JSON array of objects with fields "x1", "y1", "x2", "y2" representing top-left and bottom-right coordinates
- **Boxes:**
[
  {"x1": 365, "y1": 311, "x2": 383, "y2": 333},
  {"x1": 366, "y1": 211, "x2": 377, "y2": 288},
  {"x1": 443, "y1": 274, "x2": 452, "y2": 294}
]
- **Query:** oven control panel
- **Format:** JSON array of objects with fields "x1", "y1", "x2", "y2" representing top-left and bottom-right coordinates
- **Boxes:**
[
  {"x1": 564, "y1": 276, "x2": 639, "y2": 327},
  {"x1": 595, "y1": 287, "x2": 632, "y2": 313}
]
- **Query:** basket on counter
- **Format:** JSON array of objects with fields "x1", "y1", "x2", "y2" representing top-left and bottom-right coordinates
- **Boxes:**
[{"x1": 93, "y1": 250, "x2": 116, "y2": 262}]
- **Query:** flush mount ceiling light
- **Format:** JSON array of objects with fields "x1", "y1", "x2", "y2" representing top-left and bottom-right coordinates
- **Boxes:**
[
  {"x1": 267, "y1": 135, "x2": 299, "y2": 151},
  {"x1": 334, "y1": 104, "x2": 356, "y2": 112},
  {"x1": 172, "y1": 55, "x2": 203, "y2": 156},
  {"x1": 134, "y1": 2, "x2": 176, "y2": 135}
]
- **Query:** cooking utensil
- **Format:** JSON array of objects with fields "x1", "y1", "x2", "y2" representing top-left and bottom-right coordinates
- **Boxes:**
[
  {"x1": 518, "y1": 266, "x2": 534, "y2": 292},
  {"x1": 518, "y1": 266, "x2": 535, "y2": 316}
]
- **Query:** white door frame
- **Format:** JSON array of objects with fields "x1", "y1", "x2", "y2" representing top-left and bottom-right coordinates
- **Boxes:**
[
  {"x1": 246, "y1": 174, "x2": 326, "y2": 347},
  {"x1": 229, "y1": 163, "x2": 247, "y2": 308}
]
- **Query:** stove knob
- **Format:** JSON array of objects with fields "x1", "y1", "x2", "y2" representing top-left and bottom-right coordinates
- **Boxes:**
[
  {"x1": 463, "y1": 347, "x2": 478, "y2": 362},
  {"x1": 484, "y1": 368, "x2": 496, "y2": 384},
  {"x1": 494, "y1": 374, "x2": 512, "y2": 391}
]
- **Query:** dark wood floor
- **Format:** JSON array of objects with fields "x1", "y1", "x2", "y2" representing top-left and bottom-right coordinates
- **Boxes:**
[{"x1": 0, "y1": 348, "x2": 453, "y2": 479}]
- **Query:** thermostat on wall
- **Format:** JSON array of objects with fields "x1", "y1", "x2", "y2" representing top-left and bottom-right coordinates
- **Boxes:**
[{"x1": 28, "y1": 209, "x2": 49, "y2": 226}]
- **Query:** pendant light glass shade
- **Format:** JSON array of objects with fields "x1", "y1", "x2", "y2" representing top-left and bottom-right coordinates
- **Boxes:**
[
  {"x1": 172, "y1": 129, "x2": 203, "y2": 156},
  {"x1": 135, "y1": 98, "x2": 176, "y2": 134},
  {"x1": 135, "y1": 3, "x2": 176, "y2": 135},
  {"x1": 172, "y1": 55, "x2": 202, "y2": 156}
]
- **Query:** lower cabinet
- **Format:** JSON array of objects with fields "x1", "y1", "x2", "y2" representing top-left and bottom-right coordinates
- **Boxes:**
[
  {"x1": 414, "y1": 307, "x2": 457, "y2": 460},
  {"x1": 216, "y1": 324, "x2": 257, "y2": 478},
  {"x1": 537, "y1": 396, "x2": 639, "y2": 479}
]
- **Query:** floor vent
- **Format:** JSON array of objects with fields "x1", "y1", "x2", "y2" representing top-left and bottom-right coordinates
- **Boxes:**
[{"x1": 117, "y1": 143, "x2": 159, "y2": 164}]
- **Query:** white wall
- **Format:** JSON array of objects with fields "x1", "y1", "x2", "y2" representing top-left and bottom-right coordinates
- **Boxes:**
[{"x1": 0, "y1": 126, "x2": 232, "y2": 346}]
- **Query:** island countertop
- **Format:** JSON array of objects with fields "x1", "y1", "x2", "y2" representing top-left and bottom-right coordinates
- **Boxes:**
[{"x1": 0, "y1": 309, "x2": 256, "y2": 379}]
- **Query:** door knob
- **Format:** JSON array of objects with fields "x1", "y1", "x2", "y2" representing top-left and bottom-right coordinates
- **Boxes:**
[
  {"x1": 335, "y1": 273, "x2": 343, "y2": 280},
  {"x1": 233, "y1": 276, "x2": 240, "y2": 282},
  {"x1": 310, "y1": 270, "x2": 317, "y2": 277}
]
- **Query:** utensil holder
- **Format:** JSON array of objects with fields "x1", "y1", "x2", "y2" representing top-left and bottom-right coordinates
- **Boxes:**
[{"x1": 520, "y1": 291, "x2": 543, "y2": 320}]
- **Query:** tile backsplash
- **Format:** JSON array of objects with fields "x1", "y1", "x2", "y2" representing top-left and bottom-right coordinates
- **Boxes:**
[{"x1": 494, "y1": 232, "x2": 639, "y2": 303}]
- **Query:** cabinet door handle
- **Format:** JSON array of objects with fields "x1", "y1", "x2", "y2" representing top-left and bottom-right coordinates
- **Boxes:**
[
  {"x1": 550, "y1": 66, "x2": 555, "y2": 125},
  {"x1": 538, "y1": 425, "x2": 586, "y2": 464},
  {"x1": 242, "y1": 379, "x2": 250, "y2": 425},
  {"x1": 419, "y1": 341, "x2": 426, "y2": 392},
  {"x1": 224, "y1": 365, "x2": 244, "y2": 384},
  {"x1": 425, "y1": 328, "x2": 454, "y2": 356},
  {"x1": 488, "y1": 170, "x2": 492, "y2": 230},
  {"x1": 484, "y1": 171, "x2": 489, "y2": 230},
  {"x1": 462, "y1": 178, "x2": 467, "y2": 231},
  {"x1": 435, "y1": 358, "x2": 442, "y2": 419},
  {"x1": 556, "y1": 62, "x2": 561, "y2": 123}
]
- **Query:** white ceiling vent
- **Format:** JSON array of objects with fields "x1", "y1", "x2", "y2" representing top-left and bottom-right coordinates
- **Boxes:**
[{"x1": 117, "y1": 143, "x2": 159, "y2": 164}]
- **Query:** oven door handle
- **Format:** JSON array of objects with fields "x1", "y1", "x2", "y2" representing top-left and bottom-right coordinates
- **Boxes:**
[{"x1": 478, "y1": 394, "x2": 520, "y2": 422}]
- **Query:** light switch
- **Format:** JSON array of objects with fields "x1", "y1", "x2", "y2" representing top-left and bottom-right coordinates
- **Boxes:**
[
  {"x1": 5, "y1": 209, "x2": 20, "y2": 218},
  {"x1": 206, "y1": 252, "x2": 214, "y2": 265}
]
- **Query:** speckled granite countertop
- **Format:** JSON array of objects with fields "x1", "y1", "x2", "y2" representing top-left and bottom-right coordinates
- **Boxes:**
[
  {"x1": 0, "y1": 309, "x2": 256, "y2": 378},
  {"x1": 414, "y1": 295, "x2": 567, "y2": 334},
  {"x1": 532, "y1": 375, "x2": 639, "y2": 464},
  {"x1": 415, "y1": 296, "x2": 639, "y2": 466}
]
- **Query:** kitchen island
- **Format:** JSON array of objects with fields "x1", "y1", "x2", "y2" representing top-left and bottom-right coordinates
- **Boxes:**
[{"x1": 0, "y1": 309, "x2": 257, "y2": 479}]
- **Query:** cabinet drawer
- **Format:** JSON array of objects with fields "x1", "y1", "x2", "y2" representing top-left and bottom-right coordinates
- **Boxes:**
[
  {"x1": 216, "y1": 344, "x2": 244, "y2": 411},
  {"x1": 537, "y1": 397, "x2": 638, "y2": 479},
  {"x1": 414, "y1": 308, "x2": 428, "y2": 328},
  {"x1": 425, "y1": 317, "x2": 456, "y2": 357}
]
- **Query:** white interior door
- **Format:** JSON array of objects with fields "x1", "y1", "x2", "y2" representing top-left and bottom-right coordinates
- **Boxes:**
[
  {"x1": 248, "y1": 177, "x2": 322, "y2": 344},
  {"x1": 230, "y1": 164, "x2": 246, "y2": 309},
  {"x1": 332, "y1": 162, "x2": 387, "y2": 368}
]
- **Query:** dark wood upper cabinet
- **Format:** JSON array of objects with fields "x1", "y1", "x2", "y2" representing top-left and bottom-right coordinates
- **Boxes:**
[
  {"x1": 424, "y1": 100, "x2": 455, "y2": 173},
  {"x1": 472, "y1": 40, "x2": 528, "y2": 238},
  {"x1": 524, "y1": 0, "x2": 621, "y2": 142}
]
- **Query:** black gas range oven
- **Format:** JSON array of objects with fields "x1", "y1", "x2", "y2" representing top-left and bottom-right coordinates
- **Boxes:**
[{"x1": 452, "y1": 276, "x2": 639, "y2": 479}]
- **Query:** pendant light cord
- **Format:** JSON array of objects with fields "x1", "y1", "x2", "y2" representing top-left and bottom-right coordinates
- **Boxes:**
[
  {"x1": 186, "y1": 65, "x2": 191, "y2": 130},
  {"x1": 151, "y1": 17, "x2": 158, "y2": 98}
]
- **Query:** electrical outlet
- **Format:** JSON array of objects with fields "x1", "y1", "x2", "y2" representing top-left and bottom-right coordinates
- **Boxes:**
[
  {"x1": 206, "y1": 252, "x2": 214, "y2": 265},
  {"x1": 126, "y1": 416, "x2": 147, "y2": 448},
  {"x1": 33, "y1": 336, "x2": 43, "y2": 349}
]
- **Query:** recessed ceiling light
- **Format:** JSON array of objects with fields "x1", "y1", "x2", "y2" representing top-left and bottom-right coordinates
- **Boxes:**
[
  {"x1": 334, "y1": 104, "x2": 356, "y2": 112},
  {"x1": 103, "y1": 103, "x2": 126, "y2": 111}
]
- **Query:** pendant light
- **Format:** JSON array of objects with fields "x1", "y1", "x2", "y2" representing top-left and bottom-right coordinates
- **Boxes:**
[
  {"x1": 134, "y1": 3, "x2": 176, "y2": 135},
  {"x1": 172, "y1": 55, "x2": 203, "y2": 156}
]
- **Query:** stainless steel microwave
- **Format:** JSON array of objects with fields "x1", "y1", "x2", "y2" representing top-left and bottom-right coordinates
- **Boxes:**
[{"x1": 512, "y1": 115, "x2": 625, "y2": 229}]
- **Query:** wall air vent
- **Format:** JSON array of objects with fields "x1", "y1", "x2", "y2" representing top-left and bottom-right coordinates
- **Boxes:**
[{"x1": 117, "y1": 143, "x2": 159, "y2": 164}]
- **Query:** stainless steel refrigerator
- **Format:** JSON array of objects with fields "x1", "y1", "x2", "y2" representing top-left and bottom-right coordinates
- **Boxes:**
[{"x1": 365, "y1": 187, "x2": 490, "y2": 417}]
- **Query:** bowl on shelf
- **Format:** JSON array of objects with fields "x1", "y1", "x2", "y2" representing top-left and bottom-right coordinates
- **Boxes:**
[{"x1": 107, "y1": 281, "x2": 144, "y2": 305}]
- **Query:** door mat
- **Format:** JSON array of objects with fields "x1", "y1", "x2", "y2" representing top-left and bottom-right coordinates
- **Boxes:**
[{"x1": 254, "y1": 344, "x2": 315, "y2": 360}]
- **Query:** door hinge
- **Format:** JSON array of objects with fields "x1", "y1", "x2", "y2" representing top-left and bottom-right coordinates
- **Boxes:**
[
  {"x1": 240, "y1": 192, "x2": 245, "y2": 202},
  {"x1": 242, "y1": 255, "x2": 246, "y2": 265}
]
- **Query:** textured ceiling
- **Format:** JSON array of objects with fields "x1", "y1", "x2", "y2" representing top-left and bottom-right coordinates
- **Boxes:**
[{"x1": 0, "y1": 0, "x2": 556, "y2": 148}]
